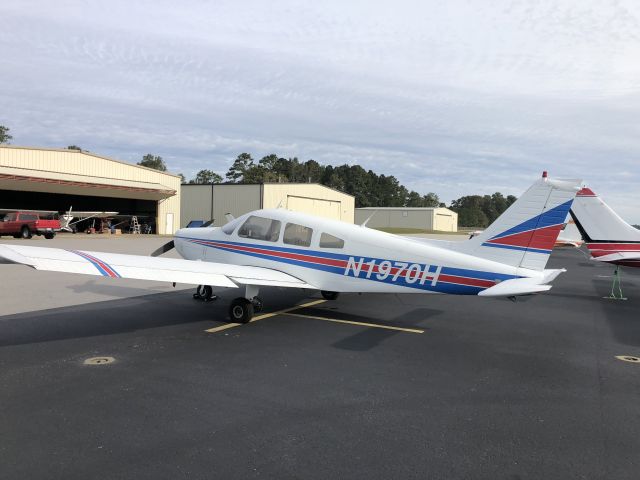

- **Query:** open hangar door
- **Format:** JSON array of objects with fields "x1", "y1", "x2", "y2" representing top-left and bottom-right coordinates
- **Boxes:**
[{"x1": 0, "y1": 189, "x2": 157, "y2": 233}]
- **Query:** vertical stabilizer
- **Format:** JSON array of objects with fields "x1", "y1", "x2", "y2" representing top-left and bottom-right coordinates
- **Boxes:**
[
  {"x1": 453, "y1": 174, "x2": 581, "y2": 271},
  {"x1": 570, "y1": 188, "x2": 640, "y2": 242}
]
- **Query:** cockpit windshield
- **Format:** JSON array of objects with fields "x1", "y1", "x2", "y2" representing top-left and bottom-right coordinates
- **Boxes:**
[{"x1": 237, "y1": 216, "x2": 281, "y2": 242}]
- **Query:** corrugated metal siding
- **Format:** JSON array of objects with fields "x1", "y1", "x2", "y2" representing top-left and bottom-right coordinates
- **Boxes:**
[
  {"x1": 263, "y1": 184, "x2": 355, "y2": 223},
  {"x1": 355, "y1": 209, "x2": 432, "y2": 229},
  {"x1": 180, "y1": 185, "x2": 214, "y2": 227},
  {"x1": 355, "y1": 207, "x2": 458, "y2": 232},
  {"x1": 180, "y1": 184, "x2": 261, "y2": 227},
  {"x1": 433, "y1": 209, "x2": 458, "y2": 232},
  {"x1": 212, "y1": 185, "x2": 261, "y2": 226}
]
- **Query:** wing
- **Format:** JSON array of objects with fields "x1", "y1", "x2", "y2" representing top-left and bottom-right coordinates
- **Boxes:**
[
  {"x1": 68, "y1": 211, "x2": 119, "y2": 218},
  {"x1": 0, "y1": 244, "x2": 317, "y2": 289}
]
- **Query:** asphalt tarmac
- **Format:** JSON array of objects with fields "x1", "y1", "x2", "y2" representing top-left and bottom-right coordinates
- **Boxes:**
[{"x1": 1, "y1": 236, "x2": 639, "y2": 479}]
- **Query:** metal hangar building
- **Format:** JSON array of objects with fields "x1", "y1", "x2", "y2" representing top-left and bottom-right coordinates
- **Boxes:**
[
  {"x1": 355, "y1": 207, "x2": 458, "y2": 232},
  {"x1": 0, "y1": 146, "x2": 181, "y2": 234},
  {"x1": 181, "y1": 183, "x2": 355, "y2": 227}
]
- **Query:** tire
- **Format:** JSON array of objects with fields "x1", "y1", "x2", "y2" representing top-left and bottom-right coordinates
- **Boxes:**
[
  {"x1": 229, "y1": 298, "x2": 254, "y2": 323},
  {"x1": 44, "y1": 232, "x2": 55, "y2": 239},
  {"x1": 202, "y1": 285, "x2": 214, "y2": 301},
  {"x1": 21, "y1": 226, "x2": 32, "y2": 239},
  {"x1": 321, "y1": 290, "x2": 339, "y2": 300}
]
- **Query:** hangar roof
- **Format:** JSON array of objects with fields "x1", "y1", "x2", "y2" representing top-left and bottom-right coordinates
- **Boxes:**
[{"x1": 0, "y1": 145, "x2": 180, "y2": 200}]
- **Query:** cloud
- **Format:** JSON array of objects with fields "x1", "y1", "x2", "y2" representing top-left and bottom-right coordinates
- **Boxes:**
[{"x1": 1, "y1": 0, "x2": 639, "y2": 221}]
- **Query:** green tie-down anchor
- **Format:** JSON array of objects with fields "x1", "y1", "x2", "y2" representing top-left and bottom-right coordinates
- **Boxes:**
[{"x1": 605, "y1": 265, "x2": 627, "y2": 301}]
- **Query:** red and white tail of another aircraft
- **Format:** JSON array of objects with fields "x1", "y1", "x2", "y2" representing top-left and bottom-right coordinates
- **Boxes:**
[
  {"x1": 555, "y1": 217, "x2": 583, "y2": 248},
  {"x1": 570, "y1": 188, "x2": 640, "y2": 268},
  {"x1": 0, "y1": 173, "x2": 582, "y2": 322}
]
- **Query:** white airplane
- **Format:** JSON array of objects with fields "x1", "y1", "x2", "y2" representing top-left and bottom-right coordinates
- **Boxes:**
[
  {"x1": 0, "y1": 173, "x2": 581, "y2": 323},
  {"x1": 570, "y1": 186, "x2": 640, "y2": 299},
  {"x1": 555, "y1": 217, "x2": 583, "y2": 248},
  {"x1": 60, "y1": 207, "x2": 119, "y2": 232}
]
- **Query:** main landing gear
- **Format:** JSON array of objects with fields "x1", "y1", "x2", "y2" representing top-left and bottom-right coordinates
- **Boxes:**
[
  {"x1": 321, "y1": 290, "x2": 339, "y2": 300},
  {"x1": 228, "y1": 285, "x2": 263, "y2": 323},
  {"x1": 194, "y1": 284, "x2": 263, "y2": 323}
]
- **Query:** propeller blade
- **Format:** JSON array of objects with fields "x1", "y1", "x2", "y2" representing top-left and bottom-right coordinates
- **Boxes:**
[
  {"x1": 202, "y1": 219, "x2": 214, "y2": 227},
  {"x1": 150, "y1": 240, "x2": 175, "y2": 257}
]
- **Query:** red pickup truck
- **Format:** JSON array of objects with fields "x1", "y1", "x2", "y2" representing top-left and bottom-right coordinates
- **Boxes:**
[{"x1": 0, "y1": 212, "x2": 61, "y2": 239}]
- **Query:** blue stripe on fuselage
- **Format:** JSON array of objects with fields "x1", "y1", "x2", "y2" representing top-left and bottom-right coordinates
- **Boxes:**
[{"x1": 178, "y1": 236, "x2": 519, "y2": 295}]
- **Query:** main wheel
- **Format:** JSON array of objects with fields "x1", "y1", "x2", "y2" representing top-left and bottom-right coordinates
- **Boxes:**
[
  {"x1": 229, "y1": 298, "x2": 254, "y2": 323},
  {"x1": 321, "y1": 290, "x2": 339, "y2": 300},
  {"x1": 21, "y1": 226, "x2": 32, "y2": 239}
]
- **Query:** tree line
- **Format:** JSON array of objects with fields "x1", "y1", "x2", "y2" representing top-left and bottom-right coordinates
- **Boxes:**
[
  {"x1": 0, "y1": 124, "x2": 516, "y2": 228},
  {"x1": 166, "y1": 152, "x2": 517, "y2": 227}
]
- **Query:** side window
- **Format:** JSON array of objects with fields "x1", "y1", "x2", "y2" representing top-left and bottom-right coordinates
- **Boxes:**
[
  {"x1": 20, "y1": 214, "x2": 38, "y2": 221},
  {"x1": 237, "y1": 216, "x2": 281, "y2": 242},
  {"x1": 319, "y1": 232, "x2": 344, "y2": 249},
  {"x1": 4, "y1": 213, "x2": 16, "y2": 222},
  {"x1": 283, "y1": 223, "x2": 313, "y2": 247}
]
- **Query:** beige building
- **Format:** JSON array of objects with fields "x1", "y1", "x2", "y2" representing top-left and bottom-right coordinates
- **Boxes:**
[
  {"x1": 0, "y1": 146, "x2": 181, "y2": 234},
  {"x1": 355, "y1": 207, "x2": 458, "y2": 232},
  {"x1": 181, "y1": 183, "x2": 355, "y2": 227}
]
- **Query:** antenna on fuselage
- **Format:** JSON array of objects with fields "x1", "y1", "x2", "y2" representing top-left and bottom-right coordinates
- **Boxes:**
[{"x1": 360, "y1": 210, "x2": 378, "y2": 228}]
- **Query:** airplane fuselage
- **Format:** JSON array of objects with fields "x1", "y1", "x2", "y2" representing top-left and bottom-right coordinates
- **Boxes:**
[{"x1": 174, "y1": 209, "x2": 545, "y2": 295}]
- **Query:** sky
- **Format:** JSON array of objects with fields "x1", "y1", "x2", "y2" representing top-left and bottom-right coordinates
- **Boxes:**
[{"x1": 1, "y1": 0, "x2": 639, "y2": 222}]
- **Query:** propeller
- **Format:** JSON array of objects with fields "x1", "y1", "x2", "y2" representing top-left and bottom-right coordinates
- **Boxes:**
[{"x1": 150, "y1": 240, "x2": 175, "y2": 257}]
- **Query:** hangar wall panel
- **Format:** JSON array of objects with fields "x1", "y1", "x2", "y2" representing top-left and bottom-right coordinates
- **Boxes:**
[
  {"x1": 180, "y1": 184, "x2": 261, "y2": 227},
  {"x1": 212, "y1": 185, "x2": 261, "y2": 226},
  {"x1": 355, "y1": 208, "x2": 458, "y2": 232},
  {"x1": 263, "y1": 184, "x2": 354, "y2": 223},
  {"x1": 180, "y1": 185, "x2": 214, "y2": 227},
  {"x1": 433, "y1": 209, "x2": 458, "y2": 232}
]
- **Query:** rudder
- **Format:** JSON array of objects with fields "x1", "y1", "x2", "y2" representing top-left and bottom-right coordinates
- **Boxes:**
[{"x1": 454, "y1": 174, "x2": 581, "y2": 271}]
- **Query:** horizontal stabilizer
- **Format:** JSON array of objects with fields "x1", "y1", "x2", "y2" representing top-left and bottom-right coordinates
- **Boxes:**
[{"x1": 478, "y1": 277, "x2": 552, "y2": 297}]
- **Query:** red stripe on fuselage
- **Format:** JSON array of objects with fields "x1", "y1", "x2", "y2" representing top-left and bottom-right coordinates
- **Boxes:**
[
  {"x1": 438, "y1": 274, "x2": 495, "y2": 288},
  {"x1": 194, "y1": 240, "x2": 496, "y2": 288}
]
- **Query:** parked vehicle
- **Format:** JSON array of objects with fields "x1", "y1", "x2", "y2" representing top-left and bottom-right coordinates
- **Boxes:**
[{"x1": 0, "y1": 212, "x2": 61, "y2": 239}]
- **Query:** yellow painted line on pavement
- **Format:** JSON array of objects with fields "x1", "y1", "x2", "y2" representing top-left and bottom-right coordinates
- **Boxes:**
[
  {"x1": 286, "y1": 312, "x2": 424, "y2": 334},
  {"x1": 205, "y1": 299, "x2": 327, "y2": 333}
]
